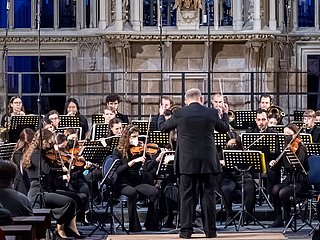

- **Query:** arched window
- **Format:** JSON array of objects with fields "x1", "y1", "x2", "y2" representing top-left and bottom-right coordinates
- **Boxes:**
[
  {"x1": 41, "y1": 0, "x2": 54, "y2": 28},
  {"x1": 298, "y1": 0, "x2": 315, "y2": 27},
  {"x1": 59, "y1": 0, "x2": 76, "y2": 28},
  {"x1": 143, "y1": 0, "x2": 176, "y2": 26},
  {"x1": 222, "y1": 0, "x2": 232, "y2": 26}
]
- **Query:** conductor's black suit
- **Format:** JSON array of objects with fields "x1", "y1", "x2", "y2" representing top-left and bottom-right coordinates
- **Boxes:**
[{"x1": 158, "y1": 102, "x2": 229, "y2": 237}]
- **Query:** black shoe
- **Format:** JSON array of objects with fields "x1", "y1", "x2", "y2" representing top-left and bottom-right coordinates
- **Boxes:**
[
  {"x1": 269, "y1": 219, "x2": 284, "y2": 228},
  {"x1": 179, "y1": 232, "x2": 192, "y2": 239},
  {"x1": 163, "y1": 222, "x2": 175, "y2": 228},
  {"x1": 205, "y1": 231, "x2": 217, "y2": 238},
  {"x1": 65, "y1": 227, "x2": 82, "y2": 238}
]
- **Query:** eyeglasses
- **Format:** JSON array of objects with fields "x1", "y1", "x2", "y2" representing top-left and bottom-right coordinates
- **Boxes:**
[{"x1": 12, "y1": 101, "x2": 22, "y2": 105}]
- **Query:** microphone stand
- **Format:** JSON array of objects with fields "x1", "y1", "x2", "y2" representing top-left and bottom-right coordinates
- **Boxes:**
[
  {"x1": 33, "y1": 0, "x2": 46, "y2": 209},
  {"x1": 2, "y1": 0, "x2": 10, "y2": 142}
]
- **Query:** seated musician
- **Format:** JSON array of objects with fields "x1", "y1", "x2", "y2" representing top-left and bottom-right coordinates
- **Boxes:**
[
  {"x1": 212, "y1": 93, "x2": 224, "y2": 118},
  {"x1": 113, "y1": 125, "x2": 160, "y2": 232},
  {"x1": 11, "y1": 128, "x2": 35, "y2": 195},
  {"x1": 41, "y1": 118, "x2": 56, "y2": 132},
  {"x1": 151, "y1": 96, "x2": 174, "y2": 130},
  {"x1": 220, "y1": 131, "x2": 256, "y2": 224},
  {"x1": 103, "y1": 106, "x2": 116, "y2": 124},
  {"x1": 268, "y1": 114, "x2": 280, "y2": 127},
  {"x1": 0, "y1": 160, "x2": 33, "y2": 217},
  {"x1": 269, "y1": 123, "x2": 309, "y2": 228},
  {"x1": 105, "y1": 94, "x2": 129, "y2": 124},
  {"x1": 258, "y1": 94, "x2": 272, "y2": 111},
  {"x1": 22, "y1": 129, "x2": 81, "y2": 238},
  {"x1": 302, "y1": 109, "x2": 320, "y2": 143},
  {"x1": 316, "y1": 110, "x2": 320, "y2": 122},
  {"x1": 47, "y1": 110, "x2": 60, "y2": 129},
  {"x1": 63, "y1": 98, "x2": 89, "y2": 139}
]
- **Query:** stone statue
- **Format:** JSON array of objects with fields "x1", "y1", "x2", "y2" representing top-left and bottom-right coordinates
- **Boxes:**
[{"x1": 173, "y1": 0, "x2": 202, "y2": 11}]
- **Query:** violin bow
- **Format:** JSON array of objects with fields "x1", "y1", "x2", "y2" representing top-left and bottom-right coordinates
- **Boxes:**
[{"x1": 143, "y1": 114, "x2": 152, "y2": 158}]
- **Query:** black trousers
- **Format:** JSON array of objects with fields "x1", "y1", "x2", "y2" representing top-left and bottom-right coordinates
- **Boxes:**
[
  {"x1": 179, "y1": 174, "x2": 216, "y2": 236},
  {"x1": 119, "y1": 183, "x2": 159, "y2": 231},
  {"x1": 221, "y1": 177, "x2": 255, "y2": 217}
]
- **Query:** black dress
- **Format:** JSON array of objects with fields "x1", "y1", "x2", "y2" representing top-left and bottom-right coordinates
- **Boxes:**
[{"x1": 113, "y1": 148, "x2": 160, "y2": 232}]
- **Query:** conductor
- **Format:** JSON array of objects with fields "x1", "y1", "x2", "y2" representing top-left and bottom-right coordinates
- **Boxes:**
[{"x1": 158, "y1": 88, "x2": 229, "y2": 238}]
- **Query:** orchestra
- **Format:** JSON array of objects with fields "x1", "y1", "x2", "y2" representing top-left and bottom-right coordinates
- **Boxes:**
[{"x1": 1, "y1": 92, "x2": 320, "y2": 239}]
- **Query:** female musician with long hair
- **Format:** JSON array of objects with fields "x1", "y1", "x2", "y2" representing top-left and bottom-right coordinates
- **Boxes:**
[
  {"x1": 1, "y1": 96, "x2": 26, "y2": 127},
  {"x1": 11, "y1": 128, "x2": 35, "y2": 195},
  {"x1": 22, "y1": 129, "x2": 81, "y2": 238},
  {"x1": 113, "y1": 125, "x2": 160, "y2": 232},
  {"x1": 269, "y1": 123, "x2": 309, "y2": 228},
  {"x1": 63, "y1": 98, "x2": 89, "y2": 139}
]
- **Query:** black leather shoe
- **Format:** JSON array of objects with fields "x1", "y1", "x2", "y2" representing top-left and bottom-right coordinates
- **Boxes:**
[
  {"x1": 269, "y1": 219, "x2": 284, "y2": 228},
  {"x1": 179, "y1": 233, "x2": 191, "y2": 239},
  {"x1": 205, "y1": 231, "x2": 217, "y2": 238}
]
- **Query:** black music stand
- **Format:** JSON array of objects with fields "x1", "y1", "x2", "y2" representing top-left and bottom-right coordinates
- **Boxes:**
[
  {"x1": 214, "y1": 132, "x2": 228, "y2": 147},
  {"x1": 92, "y1": 114, "x2": 105, "y2": 124},
  {"x1": 92, "y1": 124, "x2": 108, "y2": 140},
  {"x1": 278, "y1": 133, "x2": 312, "y2": 152},
  {"x1": 293, "y1": 111, "x2": 304, "y2": 122},
  {"x1": 282, "y1": 152, "x2": 314, "y2": 233},
  {"x1": 305, "y1": 143, "x2": 320, "y2": 156},
  {"x1": 0, "y1": 143, "x2": 16, "y2": 161},
  {"x1": 241, "y1": 133, "x2": 277, "y2": 208},
  {"x1": 132, "y1": 120, "x2": 156, "y2": 134},
  {"x1": 292, "y1": 121, "x2": 304, "y2": 128},
  {"x1": 9, "y1": 115, "x2": 39, "y2": 142},
  {"x1": 83, "y1": 140, "x2": 103, "y2": 147},
  {"x1": 269, "y1": 125, "x2": 285, "y2": 133},
  {"x1": 156, "y1": 151, "x2": 175, "y2": 179},
  {"x1": 56, "y1": 127, "x2": 82, "y2": 140},
  {"x1": 223, "y1": 150, "x2": 266, "y2": 231},
  {"x1": 58, "y1": 115, "x2": 80, "y2": 128},
  {"x1": 149, "y1": 131, "x2": 169, "y2": 148},
  {"x1": 80, "y1": 146, "x2": 109, "y2": 166},
  {"x1": 234, "y1": 111, "x2": 256, "y2": 129}
]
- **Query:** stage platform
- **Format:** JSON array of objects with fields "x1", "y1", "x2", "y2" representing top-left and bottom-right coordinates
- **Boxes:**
[{"x1": 106, "y1": 232, "x2": 287, "y2": 240}]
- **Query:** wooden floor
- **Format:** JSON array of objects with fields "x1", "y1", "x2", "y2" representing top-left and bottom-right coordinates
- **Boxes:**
[{"x1": 106, "y1": 232, "x2": 287, "y2": 240}]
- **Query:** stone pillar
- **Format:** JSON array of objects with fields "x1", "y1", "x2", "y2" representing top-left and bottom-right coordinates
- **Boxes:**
[
  {"x1": 99, "y1": 0, "x2": 107, "y2": 29},
  {"x1": 131, "y1": 0, "x2": 142, "y2": 31},
  {"x1": 253, "y1": 0, "x2": 261, "y2": 30},
  {"x1": 115, "y1": 0, "x2": 123, "y2": 31},
  {"x1": 233, "y1": 0, "x2": 243, "y2": 30},
  {"x1": 76, "y1": 0, "x2": 84, "y2": 29},
  {"x1": 278, "y1": 0, "x2": 284, "y2": 30},
  {"x1": 269, "y1": 0, "x2": 276, "y2": 30},
  {"x1": 90, "y1": 0, "x2": 97, "y2": 28},
  {"x1": 54, "y1": 0, "x2": 59, "y2": 29},
  {"x1": 315, "y1": 0, "x2": 319, "y2": 30},
  {"x1": 292, "y1": 0, "x2": 298, "y2": 31},
  {"x1": 214, "y1": 0, "x2": 219, "y2": 30},
  {"x1": 31, "y1": 0, "x2": 35, "y2": 30}
]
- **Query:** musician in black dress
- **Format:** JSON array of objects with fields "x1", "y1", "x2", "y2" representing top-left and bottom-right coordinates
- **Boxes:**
[
  {"x1": 269, "y1": 123, "x2": 309, "y2": 227},
  {"x1": 22, "y1": 129, "x2": 81, "y2": 238},
  {"x1": 113, "y1": 125, "x2": 160, "y2": 232}
]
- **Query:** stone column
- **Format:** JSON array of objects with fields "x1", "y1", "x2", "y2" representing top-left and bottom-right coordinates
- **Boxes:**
[
  {"x1": 233, "y1": 0, "x2": 243, "y2": 30},
  {"x1": 292, "y1": 0, "x2": 298, "y2": 31},
  {"x1": 278, "y1": 0, "x2": 284, "y2": 30},
  {"x1": 115, "y1": 0, "x2": 123, "y2": 31},
  {"x1": 90, "y1": 0, "x2": 97, "y2": 28},
  {"x1": 76, "y1": 0, "x2": 84, "y2": 29},
  {"x1": 54, "y1": 0, "x2": 59, "y2": 29},
  {"x1": 253, "y1": 0, "x2": 261, "y2": 30},
  {"x1": 214, "y1": 0, "x2": 219, "y2": 30},
  {"x1": 269, "y1": 0, "x2": 276, "y2": 30},
  {"x1": 99, "y1": 0, "x2": 107, "y2": 29},
  {"x1": 315, "y1": 0, "x2": 319, "y2": 30},
  {"x1": 31, "y1": 0, "x2": 35, "y2": 30},
  {"x1": 131, "y1": 0, "x2": 142, "y2": 31}
]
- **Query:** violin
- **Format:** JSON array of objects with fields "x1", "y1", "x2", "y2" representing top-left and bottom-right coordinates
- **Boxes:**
[
  {"x1": 289, "y1": 138, "x2": 301, "y2": 153},
  {"x1": 130, "y1": 143, "x2": 160, "y2": 156},
  {"x1": 68, "y1": 147, "x2": 86, "y2": 167},
  {"x1": 45, "y1": 149, "x2": 70, "y2": 163}
]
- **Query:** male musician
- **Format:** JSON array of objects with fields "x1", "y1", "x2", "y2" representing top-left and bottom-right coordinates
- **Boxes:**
[
  {"x1": 259, "y1": 94, "x2": 272, "y2": 110},
  {"x1": 158, "y1": 88, "x2": 229, "y2": 238},
  {"x1": 105, "y1": 94, "x2": 129, "y2": 123},
  {"x1": 316, "y1": 110, "x2": 320, "y2": 122},
  {"x1": 151, "y1": 96, "x2": 174, "y2": 130},
  {"x1": 47, "y1": 110, "x2": 60, "y2": 129},
  {"x1": 302, "y1": 109, "x2": 320, "y2": 143},
  {"x1": 212, "y1": 93, "x2": 224, "y2": 118}
]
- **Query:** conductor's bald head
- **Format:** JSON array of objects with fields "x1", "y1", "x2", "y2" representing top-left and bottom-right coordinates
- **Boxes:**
[{"x1": 185, "y1": 88, "x2": 202, "y2": 105}]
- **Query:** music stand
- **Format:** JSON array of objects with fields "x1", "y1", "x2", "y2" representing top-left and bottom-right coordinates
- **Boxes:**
[
  {"x1": 277, "y1": 133, "x2": 312, "y2": 152},
  {"x1": 58, "y1": 115, "x2": 80, "y2": 128},
  {"x1": 269, "y1": 125, "x2": 285, "y2": 133},
  {"x1": 282, "y1": 151, "x2": 314, "y2": 233},
  {"x1": 56, "y1": 127, "x2": 82, "y2": 140},
  {"x1": 9, "y1": 115, "x2": 40, "y2": 142},
  {"x1": 149, "y1": 131, "x2": 169, "y2": 148},
  {"x1": 234, "y1": 111, "x2": 256, "y2": 129},
  {"x1": 0, "y1": 143, "x2": 16, "y2": 161},
  {"x1": 92, "y1": 123, "x2": 108, "y2": 140},
  {"x1": 305, "y1": 143, "x2": 320, "y2": 156},
  {"x1": 223, "y1": 150, "x2": 266, "y2": 231},
  {"x1": 156, "y1": 151, "x2": 175, "y2": 179},
  {"x1": 80, "y1": 146, "x2": 110, "y2": 166},
  {"x1": 291, "y1": 121, "x2": 304, "y2": 128},
  {"x1": 214, "y1": 132, "x2": 228, "y2": 147},
  {"x1": 132, "y1": 120, "x2": 156, "y2": 134},
  {"x1": 83, "y1": 140, "x2": 103, "y2": 147},
  {"x1": 92, "y1": 114, "x2": 105, "y2": 124},
  {"x1": 293, "y1": 110, "x2": 304, "y2": 122}
]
